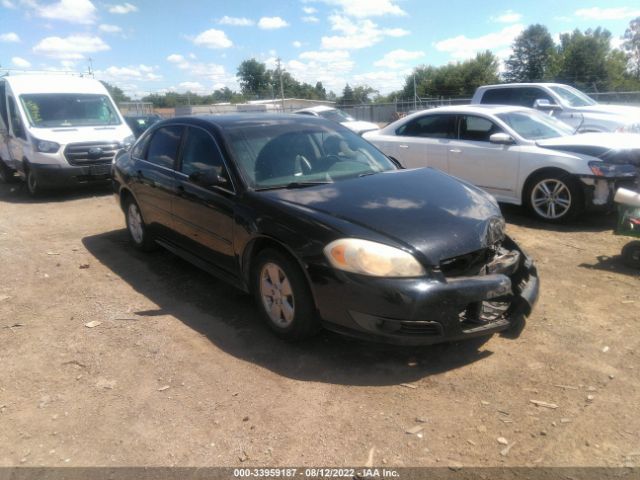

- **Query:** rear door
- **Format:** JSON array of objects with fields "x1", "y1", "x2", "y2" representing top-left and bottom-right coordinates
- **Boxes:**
[
  {"x1": 172, "y1": 125, "x2": 237, "y2": 275},
  {"x1": 391, "y1": 114, "x2": 457, "y2": 172},
  {"x1": 131, "y1": 125, "x2": 183, "y2": 231},
  {"x1": 447, "y1": 114, "x2": 520, "y2": 201}
]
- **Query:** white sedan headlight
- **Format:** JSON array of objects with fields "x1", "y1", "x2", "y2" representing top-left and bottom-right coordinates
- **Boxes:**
[{"x1": 324, "y1": 238, "x2": 425, "y2": 277}]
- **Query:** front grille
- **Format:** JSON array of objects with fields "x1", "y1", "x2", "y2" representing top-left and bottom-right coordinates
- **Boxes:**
[
  {"x1": 64, "y1": 142, "x2": 122, "y2": 166},
  {"x1": 440, "y1": 248, "x2": 495, "y2": 277},
  {"x1": 398, "y1": 321, "x2": 442, "y2": 336}
]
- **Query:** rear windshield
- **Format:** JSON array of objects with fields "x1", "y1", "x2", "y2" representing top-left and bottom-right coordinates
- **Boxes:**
[
  {"x1": 20, "y1": 93, "x2": 121, "y2": 128},
  {"x1": 317, "y1": 109, "x2": 355, "y2": 123}
]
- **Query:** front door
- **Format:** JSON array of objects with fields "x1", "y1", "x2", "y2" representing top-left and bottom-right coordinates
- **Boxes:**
[
  {"x1": 447, "y1": 114, "x2": 519, "y2": 202},
  {"x1": 172, "y1": 126, "x2": 236, "y2": 275},
  {"x1": 6, "y1": 96, "x2": 27, "y2": 170}
]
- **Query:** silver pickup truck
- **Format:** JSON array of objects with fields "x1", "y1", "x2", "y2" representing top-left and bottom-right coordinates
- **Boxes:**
[{"x1": 471, "y1": 83, "x2": 640, "y2": 134}]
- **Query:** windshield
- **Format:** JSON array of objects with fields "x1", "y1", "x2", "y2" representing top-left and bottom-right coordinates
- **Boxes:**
[
  {"x1": 223, "y1": 121, "x2": 396, "y2": 190},
  {"x1": 549, "y1": 86, "x2": 596, "y2": 107},
  {"x1": 20, "y1": 93, "x2": 121, "y2": 128},
  {"x1": 497, "y1": 110, "x2": 575, "y2": 140},
  {"x1": 317, "y1": 108, "x2": 355, "y2": 123}
]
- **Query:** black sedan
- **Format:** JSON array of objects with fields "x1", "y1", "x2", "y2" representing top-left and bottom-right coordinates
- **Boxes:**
[{"x1": 112, "y1": 114, "x2": 539, "y2": 345}]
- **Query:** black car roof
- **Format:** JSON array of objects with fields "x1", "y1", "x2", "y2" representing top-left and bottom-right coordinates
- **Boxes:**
[{"x1": 159, "y1": 113, "x2": 333, "y2": 128}]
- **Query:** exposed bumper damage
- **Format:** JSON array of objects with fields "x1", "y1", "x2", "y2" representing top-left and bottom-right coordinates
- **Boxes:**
[
  {"x1": 580, "y1": 176, "x2": 637, "y2": 210},
  {"x1": 311, "y1": 235, "x2": 539, "y2": 346}
]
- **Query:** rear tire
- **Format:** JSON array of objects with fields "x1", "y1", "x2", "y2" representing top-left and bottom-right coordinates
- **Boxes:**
[
  {"x1": 524, "y1": 172, "x2": 583, "y2": 223},
  {"x1": 622, "y1": 241, "x2": 640, "y2": 269},
  {"x1": 124, "y1": 197, "x2": 156, "y2": 251},
  {"x1": 252, "y1": 248, "x2": 320, "y2": 341},
  {"x1": 0, "y1": 159, "x2": 19, "y2": 184}
]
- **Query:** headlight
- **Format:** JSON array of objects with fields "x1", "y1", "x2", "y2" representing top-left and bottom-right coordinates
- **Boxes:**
[
  {"x1": 324, "y1": 238, "x2": 425, "y2": 277},
  {"x1": 588, "y1": 161, "x2": 637, "y2": 177},
  {"x1": 34, "y1": 139, "x2": 60, "y2": 153}
]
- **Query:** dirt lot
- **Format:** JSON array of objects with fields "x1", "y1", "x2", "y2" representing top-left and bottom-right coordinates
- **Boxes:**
[{"x1": 0, "y1": 180, "x2": 639, "y2": 468}]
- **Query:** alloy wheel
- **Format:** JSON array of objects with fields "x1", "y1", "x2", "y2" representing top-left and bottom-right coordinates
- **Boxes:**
[
  {"x1": 127, "y1": 202, "x2": 144, "y2": 244},
  {"x1": 531, "y1": 178, "x2": 572, "y2": 220},
  {"x1": 259, "y1": 262, "x2": 295, "y2": 328}
]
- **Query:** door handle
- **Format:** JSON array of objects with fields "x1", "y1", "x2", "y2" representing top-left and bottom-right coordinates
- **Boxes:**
[
  {"x1": 398, "y1": 144, "x2": 409, "y2": 149},
  {"x1": 449, "y1": 148, "x2": 462, "y2": 153}
]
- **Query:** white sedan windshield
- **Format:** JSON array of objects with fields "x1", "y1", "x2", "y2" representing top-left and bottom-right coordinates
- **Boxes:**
[{"x1": 497, "y1": 111, "x2": 575, "y2": 140}]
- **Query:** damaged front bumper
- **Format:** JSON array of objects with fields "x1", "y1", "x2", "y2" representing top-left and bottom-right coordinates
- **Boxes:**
[
  {"x1": 310, "y1": 236, "x2": 539, "y2": 346},
  {"x1": 580, "y1": 175, "x2": 637, "y2": 211}
]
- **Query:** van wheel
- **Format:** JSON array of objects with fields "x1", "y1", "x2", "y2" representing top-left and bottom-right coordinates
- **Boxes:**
[
  {"x1": 124, "y1": 197, "x2": 156, "y2": 251},
  {"x1": 25, "y1": 166, "x2": 42, "y2": 196},
  {"x1": 0, "y1": 159, "x2": 19, "y2": 184},
  {"x1": 524, "y1": 172, "x2": 582, "y2": 223},
  {"x1": 252, "y1": 248, "x2": 320, "y2": 341}
]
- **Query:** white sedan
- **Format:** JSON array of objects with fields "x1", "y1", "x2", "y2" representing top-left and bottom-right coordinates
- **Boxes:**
[
  {"x1": 294, "y1": 105, "x2": 379, "y2": 135},
  {"x1": 364, "y1": 105, "x2": 639, "y2": 222}
]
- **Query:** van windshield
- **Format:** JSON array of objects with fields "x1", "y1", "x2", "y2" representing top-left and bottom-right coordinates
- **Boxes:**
[{"x1": 20, "y1": 94, "x2": 121, "y2": 127}]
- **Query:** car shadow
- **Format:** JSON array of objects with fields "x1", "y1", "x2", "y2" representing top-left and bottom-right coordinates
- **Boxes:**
[
  {"x1": 500, "y1": 204, "x2": 617, "y2": 233},
  {"x1": 0, "y1": 181, "x2": 113, "y2": 204},
  {"x1": 82, "y1": 229, "x2": 502, "y2": 387},
  {"x1": 579, "y1": 253, "x2": 640, "y2": 278}
]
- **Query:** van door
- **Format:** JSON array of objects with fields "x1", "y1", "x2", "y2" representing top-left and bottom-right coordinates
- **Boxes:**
[
  {"x1": 0, "y1": 81, "x2": 11, "y2": 165},
  {"x1": 6, "y1": 95, "x2": 27, "y2": 170}
]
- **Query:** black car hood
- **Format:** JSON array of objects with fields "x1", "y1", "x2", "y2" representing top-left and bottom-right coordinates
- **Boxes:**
[{"x1": 258, "y1": 168, "x2": 504, "y2": 266}]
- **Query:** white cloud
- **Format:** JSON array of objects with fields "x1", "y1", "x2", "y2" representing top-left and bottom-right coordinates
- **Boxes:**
[
  {"x1": 218, "y1": 15, "x2": 254, "y2": 26},
  {"x1": 258, "y1": 16, "x2": 289, "y2": 29},
  {"x1": 611, "y1": 36, "x2": 624, "y2": 50},
  {"x1": 317, "y1": 0, "x2": 406, "y2": 18},
  {"x1": 34, "y1": 0, "x2": 97, "y2": 24},
  {"x1": 32, "y1": 35, "x2": 110, "y2": 59},
  {"x1": 302, "y1": 16, "x2": 319, "y2": 23},
  {"x1": 285, "y1": 50, "x2": 355, "y2": 92},
  {"x1": 373, "y1": 49, "x2": 424, "y2": 69},
  {"x1": 166, "y1": 53, "x2": 185, "y2": 63},
  {"x1": 435, "y1": 24, "x2": 524, "y2": 60},
  {"x1": 99, "y1": 24, "x2": 122, "y2": 33},
  {"x1": 302, "y1": 6, "x2": 317, "y2": 14},
  {"x1": 321, "y1": 15, "x2": 409, "y2": 50},
  {"x1": 575, "y1": 7, "x2": 640, "y2": 20},
  {"x1": 108, "y1": 2, "x2": 137, "y2": 14},
  {"x1": 96, "y1": 64, "x2": 162, "y2": 82},
  {"x1": 192, "y1": 29, "x2": 233, "y2": 48},
  {"x1": 492, "y1": 10, "x2": 522, "y2": 23},
  {"x1": 300, "y1": 49, "x2": 350, "y2": 62},
  {"x1": 11, "y1": 56, "x2": 31, "y2": 68},
  {"x1": 352, "y1": 69, "x2": 410, "y2": 94},
  {"x1": 0, "y1": 32, "x2": 20, "y2": 42},
  {"x1": 292, "y1": 40, "x2": 302, "y2": 48},
  {"x1": 178, "y1": 81, "x2": 206, "y2": 92},
  {"x1": 2, "y1": 0, "x2": 16, "y2": 8}
]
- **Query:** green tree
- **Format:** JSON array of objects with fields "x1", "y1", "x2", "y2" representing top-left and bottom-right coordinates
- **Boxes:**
[
  {"x1": 314, "y1": 81, "x2": 327, "y2": 100},
  {"x1": 352, "y1": 85, "x2": 378, "y2": 104},
  {"x1": 504, "y1": 24, "x2": 556, "y2": 82},
  {"x1": 101, "y1": 81, "x2": 131, "y2": 103},
  {"x1": 556, "y1": 28, "x2": 613, "y2": 91},
  {"x1": 236, "y1": 59, "x2": 272, "y2": 98},
  {"x1": 623, "y1": 16, "x2": 640, "y2": 79},
  {"x1": 340, "y1": 84, "x2": 354, "y2": 105}
]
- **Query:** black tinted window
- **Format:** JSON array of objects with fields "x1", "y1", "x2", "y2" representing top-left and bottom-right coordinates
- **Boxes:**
[
  {"x1": 396, "y1": 114, "x2": 456, "y2": 138},
  {"x1": 481, "y1": 87, "x2": 553, "y2": 107},
  {"x1": 180, "y1": 127, "x2": 228, "y2": 179},
  {"x1": 7, "y1": 97, "x2": 25, "y2": 140},
  {"x1": 459, "y1": 115, "x2": 503, "y2": 142},
  {"x1": 146, "y1": 126, "x2": 183, "y2": 169}
]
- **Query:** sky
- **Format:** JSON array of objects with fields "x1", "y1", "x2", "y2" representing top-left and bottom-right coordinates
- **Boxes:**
[{"x1": 1, "y1": 0, "x2": 639, "y2": 99}]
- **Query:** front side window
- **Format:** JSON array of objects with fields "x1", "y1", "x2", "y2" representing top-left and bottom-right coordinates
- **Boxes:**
[
  {"x1": 512, "y1": 88, "x2": 554, "y2": 107},
  {"x1": 19, "y1": 94, "x2": 121, "y2": 128},
  {"x1": 7, "y1": 97, "x2": 26, "y2": 139},
  {"x1": 146, "y1": 126, "x2": 183, "y2": 169},
  {"x1": 180, "y1": 127, "x2": 230, "y2": 183},
  {"x1": 459, "y1": 115, "x2": 503, "y2": 142},
  {"x1": 549, "y1": 86, "x2": 596, "y2": 107},
  {"x1": 396, "y1": 114, "x2": 456, "y2": 138}
]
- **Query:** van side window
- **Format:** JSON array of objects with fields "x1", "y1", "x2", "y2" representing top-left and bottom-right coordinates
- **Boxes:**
[
  {"x1": 145, "y1": 126, "x2": 184, "y2": 169},
  {"x1": 7, "y1": 97, "x2": 26, "y2": 140},
  {"x1": 0, "y1": 82, "x2": 8, "y2": 129}
]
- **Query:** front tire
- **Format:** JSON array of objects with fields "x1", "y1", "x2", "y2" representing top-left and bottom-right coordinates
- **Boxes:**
[
  {"x1": 124, "y1": 197, "x2": 156, "y2": 251},
  {"x1": 252, "y1": 248, "x2": 320, "y2": 341},
  {"x1": 524, "y1": 172, "x2": 583, "y2": 223},
  {"x1": 25, "y1": 165, "x2": 43, "y2": 196},
  {"x1": 0, "y1": 159, "x2": 19, "y2": 184},
  {"x1": 622, "y1": 241, "x2": 640, "y2": 269}
]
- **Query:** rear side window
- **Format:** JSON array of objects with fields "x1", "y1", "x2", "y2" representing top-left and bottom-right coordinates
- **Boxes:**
[
  {"x1": 480, "y1": 88, "x2": 513, "y2": 105},
  {"x1": 180, "y1": 127, "x2": 230, "y2": 182},
  {"x1": 146, "y1": 126, "x2": 183, "y2": 169},
  {"x1": 396, "y1": 114, "x2": 456, "y2": 138},
  {"x1": 459, "y1": 115, "x2": 503, "y2": 142}
]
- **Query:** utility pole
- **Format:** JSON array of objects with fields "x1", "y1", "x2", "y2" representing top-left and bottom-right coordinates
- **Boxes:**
[
  {"x1": 276, "y1": 57, "x2": 285, "y2": 112},
  {"x1": 413, "y1": 74, "x2": 417, "y2": 111},
  {"x1": 87, "y1": 57, "x2": 93, "y2": 77}
]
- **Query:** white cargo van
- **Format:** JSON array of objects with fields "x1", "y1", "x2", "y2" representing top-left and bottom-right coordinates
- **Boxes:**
[{"x1": 0, "y1": 74, "x2": 134, "y2": 195}]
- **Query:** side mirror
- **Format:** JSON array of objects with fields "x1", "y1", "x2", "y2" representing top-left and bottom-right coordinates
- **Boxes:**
[
  {"x1": 188, "y1": 169, "x2": 228, "y2": 188},
  {"x1": 489, "y1": 133, "x2": 515, "y2": 145},
  {"x1": 533, "y1": 99, "x2": 560, "y2": 111}
]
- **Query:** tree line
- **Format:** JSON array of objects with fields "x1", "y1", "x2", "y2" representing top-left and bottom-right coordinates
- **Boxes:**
[{"x1": 104, "y1": 17, "x2": 640, "y2": 107}]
